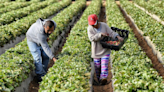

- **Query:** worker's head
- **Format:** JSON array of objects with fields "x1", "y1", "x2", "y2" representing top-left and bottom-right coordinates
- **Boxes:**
[
  {"x1": 44, "y1": 20, "x2": 56, "y2": 35},
  {"x1": 88, "y1": 14, "x2": 98, "y2": 28}
]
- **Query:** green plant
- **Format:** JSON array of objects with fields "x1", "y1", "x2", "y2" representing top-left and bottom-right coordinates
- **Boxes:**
[
  {"x1": 0, "y1": 0, "x2": 69, "y2": 47},
  {"x1": 120, "y1": 0, "x2": 164, "y2": 61},
  {"x1": 0, "y1": 0, "x2": 71, "y2": 91},
  {"x1": 107, "y1": 0, "x2": 164, "y2": 91},
  {"x1": 39, "y1": 0, "x2": 102, "y2": 91}
]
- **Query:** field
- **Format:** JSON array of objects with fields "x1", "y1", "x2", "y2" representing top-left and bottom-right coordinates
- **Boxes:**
[{"x1": 0, "y1": 0, "x2": 164, "y2": 92}]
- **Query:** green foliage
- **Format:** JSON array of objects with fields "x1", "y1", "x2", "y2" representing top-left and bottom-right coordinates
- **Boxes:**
[
  {"x1": 107, "y1": 0, "x2": 164, "y2": 91},
  {"x1": 0, "y1": 0, "x2": 69, "y2": 47},
  {"x1": 0, "y1": 0, "x2": 71, "y2": 91},
  {"x1": 120, "y1": 0, "x2": 164, "y2": 61},
  {"x1": 39, "y1": 0, "x2": 102, "y2": 91},
  {"x1": 0, "y1": 2, "x2": 17, "y2": 8},
  {"x1": 0, "y1": 0, "x2": 56, "y2": 25},
  {"x1": 16, "y1": 0, "x2": 28, "y2": 1},
  {"x1": 133, "y1": 0, "x2": 164, "y2": 20},
  {"x1": 0, "y1": 2, "x2": 32, "y2": 15},
  {"x1": 0, "y1": 0, "x2": 10, "y2": 2},
  {"x1": 49, "y1": 0, "x2": 86, "y2": 46}
]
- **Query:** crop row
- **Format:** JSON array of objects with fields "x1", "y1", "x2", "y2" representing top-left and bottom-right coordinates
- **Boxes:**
[
  {"x1": 0, "y1": 0, "x2": 58, "y2": 25},
  {"x1": 0, "y1": 0, "x2": 63, "y2": 47},
  {"x1": 135, "y1": 0, "x2": 164, "y2": 9},
  {"x1": 0, "y1": 2, "x2": 19, "y2": 8},
  {"x1": 120, "y1": 0, "x2": 164, "y2": 61},
  {"x1": 133, "y1": 0, "x2": 164, "y2": 21},
  {"x1": 106, "y1": 0, "x2": 164, "y2": 91},
  {"x1": 0, "y1": 0, "x2": 42, "y2": 2},
  {"x1": 39, "y1": 0, "x2": 102, "y2": 91},
  {"x1": 0, "y1": 0, "x2": 71, "y2": 91},
  {"x1": 0, "y1": 1, "x2": 32, "y2": 15}
]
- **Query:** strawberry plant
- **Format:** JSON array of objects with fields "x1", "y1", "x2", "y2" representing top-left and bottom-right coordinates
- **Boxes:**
[
  {"x1": 133, "y1": 0, "x2": 164, "y2": 21},
  {"x1": 48, "y1": 0, "x2": 86, "y2": 46},
  {"x1": 107, "y1": 0, "x2": 164, "y2": 91},
  {"x1": 0, "y1": 2, "x2": 15, "y2": 8},
  {"x1": 0, "y1": 0, "x2": 57, "y2": 25},
  {"x1": 0, "y1": 2, "x2": 32, "y2": 15},
  {"x1": 0, "y1": 0, "x2": 71, "y2": 47},
  {"x1": 39, "y1": 0, "x2": 102, "y2": 91},
  {"x1": 120, "y1": 0, "x2": 164, "y2": 61},
  {"x1": 0, "y1": 0, "x2": 71, "y2": 91},
  {"x1": 0, "y1": 0, "x2": 10, "y2": 2}
]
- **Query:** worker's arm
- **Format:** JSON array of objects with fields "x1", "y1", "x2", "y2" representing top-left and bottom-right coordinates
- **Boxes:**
[{"x1": 37, "y1": 33, "x2": 56, "y2": 62}]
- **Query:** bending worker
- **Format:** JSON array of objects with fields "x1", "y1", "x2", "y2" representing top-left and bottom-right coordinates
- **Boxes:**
[{"x1": 26, "y1": 18, "x2": 57, "y2": 82}]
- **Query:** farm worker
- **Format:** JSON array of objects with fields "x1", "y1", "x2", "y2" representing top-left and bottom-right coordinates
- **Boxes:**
[
  {"x1": 87, "y1": 14, "x2": 124, "y2": 85},
  {"x1": 26, "y1": 18, "x2": 57, "y2": 82}
]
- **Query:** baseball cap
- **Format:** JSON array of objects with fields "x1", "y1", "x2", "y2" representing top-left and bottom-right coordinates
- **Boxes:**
[{"x1": 88, "y1": 14, "x2": 98, "y2": 25}]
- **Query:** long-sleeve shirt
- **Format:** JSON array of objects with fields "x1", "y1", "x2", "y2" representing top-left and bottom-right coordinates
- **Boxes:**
[
  {"x1": 26, "y1": 18, "x2": 56, "y2": 59},
  {"x1": 87, "y1": 22, "x2": 119, "y2": 58}
]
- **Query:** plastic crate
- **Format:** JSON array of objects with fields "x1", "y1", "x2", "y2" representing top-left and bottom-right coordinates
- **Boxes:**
[{"x1": 100, "y1": 27, "x2": 129, "y2": 51}]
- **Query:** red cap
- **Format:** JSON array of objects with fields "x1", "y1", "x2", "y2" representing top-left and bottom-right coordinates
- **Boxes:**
[{"x1": 88, "y1": 14, "x2": 98, "y2": 25}]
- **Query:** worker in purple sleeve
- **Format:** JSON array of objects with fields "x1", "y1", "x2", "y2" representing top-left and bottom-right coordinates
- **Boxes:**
[
  {"x1": 26, "y1": 18, "x2": 57, "y2": 82},
  {"x1": 87, "y1": 14, "x2": 124, "y2": 85}
]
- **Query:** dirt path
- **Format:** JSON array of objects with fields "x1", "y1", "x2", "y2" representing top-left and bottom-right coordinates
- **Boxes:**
[{"x1": 92, "y1": 2, "x2": 113, "y2": 92}]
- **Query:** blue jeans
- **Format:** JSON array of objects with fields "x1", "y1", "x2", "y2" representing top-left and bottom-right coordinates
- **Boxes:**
[{"x1": 27, "y1": 40, "x2": 49, "y2": 79}]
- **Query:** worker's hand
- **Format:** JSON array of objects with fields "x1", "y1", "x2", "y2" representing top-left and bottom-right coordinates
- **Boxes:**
[
  {"x1": 47, "y1": 37, "x2": 49, "y2": 42},
  {"x1": 101, "y1": 33, "x2": 109, "y2": 36},
  {"x1": 52, "y1": 57, "x2": 57, "y2": 62},
  {"x1": 117, "y1": 36, "x2": 124, "y2": 42}
]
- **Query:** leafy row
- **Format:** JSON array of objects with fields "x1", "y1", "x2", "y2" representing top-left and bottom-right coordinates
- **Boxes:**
[
  {"x1": 0, "y1": 0, "x2": 10, "y2": 2},
  {"x1": 15, "y1": 0, "x2": 41, "y2": 1},
  {"x1": 0, "y1": 0, "x2": 71, "y2": 91},
  {"x1": 133, "y1": 0, "x2": 164, "y2": 21},
  {"x1": 0, "y1": 0, "x2": 61, "y2": 47},
  {"x1": 106, "y1": 0, "x2": 164, "y2": 91},
  {"x1": 120, "y1": 0, "x2": 164, "y2": 61},
  {"x1": 39, "y1": 0, "x2": 102, "y2": 91},
  {"x1": 135, "y1": 0, "x2": 164, "y2": 9},
  {"x1": 0, "y1": 0, "x2": 57, "y2": 25},
  {"x1": 0, "y1": 1, "x2": 24, "y2": 8},
  {"x1": 0, "y1": 1, "x2": 32, "y2": 15},
  {"x1": 0, "y1": 0, "x2": 42, "y2": 2}
]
